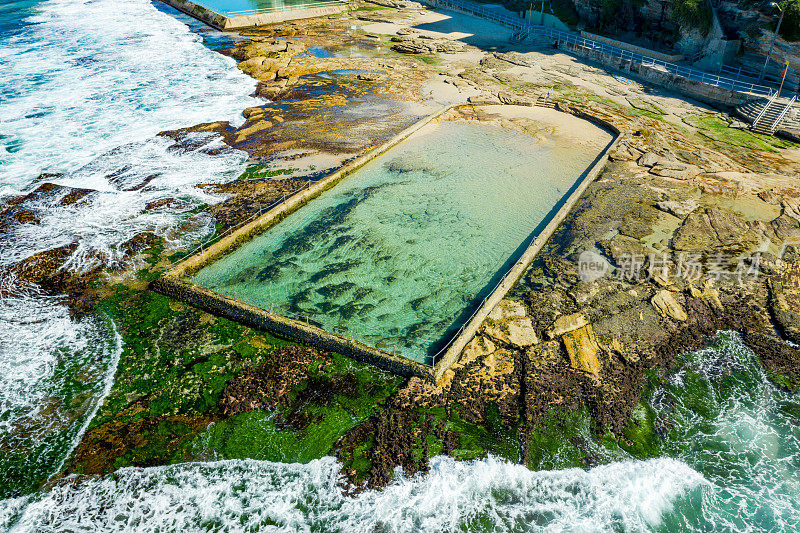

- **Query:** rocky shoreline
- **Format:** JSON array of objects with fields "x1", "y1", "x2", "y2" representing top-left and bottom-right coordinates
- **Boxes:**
[{"x1": 2, "y1": 1, "x2": 800, "y2": 493}]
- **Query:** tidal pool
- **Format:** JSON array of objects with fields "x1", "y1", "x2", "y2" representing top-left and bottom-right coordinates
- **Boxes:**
[
  {"x1": 190, "y1": 0, "x2": 340, "y2": 16},
  {"x1": 192, "y1": 114, "x2": 612, "y2": 363}
]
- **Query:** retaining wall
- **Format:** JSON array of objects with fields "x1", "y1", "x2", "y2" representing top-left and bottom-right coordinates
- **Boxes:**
[
  {"x1": 153, "y1": 276, "x2": 432, "y2": 379},
  {"x1": 558, "y1": 42, "x2": 753, "y2": 108},
  {"x1": 579, "y1": 31, "x2": 683, "y2": 63}
]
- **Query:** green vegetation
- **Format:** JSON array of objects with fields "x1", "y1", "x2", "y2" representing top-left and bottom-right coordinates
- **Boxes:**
[
  {"x1": 682, "y1": 113, "x2": 798, "y2": 153},
  {"x1": 431, "y1": 403, "x2": 521, "y2": 462},
  {"x1": 237, "y1": 163, "x2": 296, "y2": 180},
  {"x1": 353, "y1": 3, "x2": 392, "y2": 11},
  {"x1": 190, "y1": 353, "x2": 401, "y2": 463},
  {"x1": 527, "y1": 407, "x2": 595, "y2": 470},
  {"x1": 68, "y1": 242, "x2": 402, "y2": 475},
  {"x1": 417, "y1": 54, "x2": 442, "y2": 66},
  {"x1": 626, "y1": 107, "x2": 665, "y2": 121},
  {"x1": 671, "y1": 0, "x2": 712, "y2": 32},
  {"x1": 91, "y1": 288, "x2": 286, "y2": 428},
  {"x1": 339, "y1": 402, "x2": 522, "y2": 485},
  {"x1": 778, "y1": 0, "x2": 800, "y2": 41}
]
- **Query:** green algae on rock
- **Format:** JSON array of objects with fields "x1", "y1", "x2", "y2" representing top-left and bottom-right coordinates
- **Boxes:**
[{"x1": 66, "y1": 283, "x2": 403, "y2": 476}]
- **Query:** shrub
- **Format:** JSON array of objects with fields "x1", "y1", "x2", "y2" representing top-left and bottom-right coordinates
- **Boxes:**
[
  {"x1": 778, "y1": 0, "x2": 800, "y2": 42},
  {"x1": 671, "y1": 0, "x2": 712, "y2": 33}
]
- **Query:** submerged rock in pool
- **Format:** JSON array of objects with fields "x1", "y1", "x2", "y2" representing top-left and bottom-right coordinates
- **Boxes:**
[{"x1": 385, "y1": 153, "x2": 441, "y2": 176}]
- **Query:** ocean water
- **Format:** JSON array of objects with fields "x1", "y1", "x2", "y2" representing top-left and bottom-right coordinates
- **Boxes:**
[
  {"x1": 0, "y1": 284, "x2": 122, "y2": 499},
  {"x1": 192, "y1": 120, "x2": 611, "y2": 362},
  {"x1": 653, "y1": 332, "x2": 800, "y2": 531},
  {"x1": 0, "y1": 0, "x2": 255, "y2": 500},
  {"x1": 3, "y1": 334, "x2": 799, "y2": 532},
  {"x1": 1, "y1": 0, "x2": 799, "y2": 530}
]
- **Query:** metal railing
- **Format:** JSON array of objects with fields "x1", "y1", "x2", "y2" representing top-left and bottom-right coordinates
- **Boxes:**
[
  {"x1": 223, "y1": 0, "x2": 345, "y2": 16},
  {"x1": 769, "y1": 95, "x2": 797, "y2": 133},
  {"x1": 429, "y1": 252, "x2": 531, "y2": 366},
  {"x1": 184, "y1": 177, "x2": 320, "y2": 259},
  {"x1": 751, "y1": 91, "x2": 779, "y2": 130},
  {"x1": 720, "y1": 64, "x2": 786, "y2": 88},
  {"x1": 421, "y1": 0, "x2": 776, "y2": 97}
]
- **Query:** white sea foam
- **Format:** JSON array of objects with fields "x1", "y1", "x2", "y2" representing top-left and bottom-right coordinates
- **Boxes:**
[
  {"x1": 655, "y1": 332, "x2": 800, "y2": 531},
  {"x1": 0, "y1": 0, "x2": 256, "y2": 503},
  {"x1": 1, "y1": 455, "x2": 705, "y2": 532},
  {"x1": 0, "y1": 0, "x2": 259, "y2": 271},
  {"x1": 0, "y1": 284, "x2": 122, "y2": 496},
  {"x1": 1, "y1": 132, "x2": 247, "y2": 272},
  {"x1": 0, "y1": 0, "x2": 256, "y2": 191}
]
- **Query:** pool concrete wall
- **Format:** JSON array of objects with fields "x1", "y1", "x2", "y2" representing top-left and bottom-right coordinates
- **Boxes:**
[
  {"x1": 153, "y1": 276, "x2": 434, "y2": 378},
  {"x1": 153, "y1": 103, "x2": 618, "y2": 384},
  {"x1": 159, "y1": 0, "x2": 349, "y2": 30}
]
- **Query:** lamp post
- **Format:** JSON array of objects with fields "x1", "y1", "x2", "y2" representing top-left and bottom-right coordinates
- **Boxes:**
[{"x1": 758, "y1": 2, "x2": 785, "y2": 82}]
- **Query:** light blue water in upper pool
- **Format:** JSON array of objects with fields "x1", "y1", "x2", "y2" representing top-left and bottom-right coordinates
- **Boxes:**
[
  {"x1": 191, "y1": 119, "x2": 611, "y2": 362},
  {"x1": 190, "y1": 0, "x2": 342, "y2": 16}
]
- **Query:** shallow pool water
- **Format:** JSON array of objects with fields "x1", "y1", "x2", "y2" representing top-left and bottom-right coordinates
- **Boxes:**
[{"x1": 192, "y1": 120, "x2": 610, "y2": 362}]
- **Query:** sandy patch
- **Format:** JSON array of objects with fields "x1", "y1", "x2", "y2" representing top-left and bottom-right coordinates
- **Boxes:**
[{"x1": 476, "y1": 104, "x2": 615, "y2": 150}]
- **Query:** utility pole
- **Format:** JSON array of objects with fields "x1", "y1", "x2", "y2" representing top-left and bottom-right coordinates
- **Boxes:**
[{"x1": 759, "y1": 2, "x2": 785, "y2": 82}]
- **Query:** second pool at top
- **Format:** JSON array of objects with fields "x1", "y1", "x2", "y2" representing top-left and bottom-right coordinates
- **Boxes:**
[{"x1": 189, "y1": 0, "x2": 340, "y2": 16}]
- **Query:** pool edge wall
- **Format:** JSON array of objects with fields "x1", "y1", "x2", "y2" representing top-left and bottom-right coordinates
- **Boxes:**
[
  {"x1": 152, "y1": 103, "x2": 620, "y2": 384},
  {"x1": 152, "y1": 276, "x2": 434, "y2": 379},
  {"x1": 159, "y1": 0, "x2": 349, "y2": 30}
]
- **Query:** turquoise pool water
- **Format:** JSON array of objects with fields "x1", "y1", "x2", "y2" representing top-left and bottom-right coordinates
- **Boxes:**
[
  {"x1": 192, "y1": 120, "x2": 610, "y2": 363},
  {"x1": 191, "y1": 0, "x2": 341, "y2": 16}
]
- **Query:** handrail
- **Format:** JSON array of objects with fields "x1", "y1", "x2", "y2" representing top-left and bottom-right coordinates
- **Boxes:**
[
  {"x1": 770, "y1": 95, "x2": 797, "y2": 133},
  {"x1": 185, "y1": 177, "x2": 320, "y2": 259},
  {"x1": 752, "y1": 91, "x2": 779, "y2": 129}
]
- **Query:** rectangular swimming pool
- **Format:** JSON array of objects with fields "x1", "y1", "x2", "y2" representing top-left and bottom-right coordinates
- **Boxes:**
[
  {"x1": 190, "y1": 110, "x2": 612, "y2": 364},
  {"x1": 189, "y1": 0, "x2": 343, "y2": 16}
]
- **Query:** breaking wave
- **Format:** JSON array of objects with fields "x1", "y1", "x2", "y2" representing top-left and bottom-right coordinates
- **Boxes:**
[
  {"x1": 0, "y1": 0, "x2": 255, "y2": 502},
  {"x1": 1, "y1": 455, "x2": 705, "y2": 532},
  {"x1": 0, "y1": 0, "x2": 256, "y2": 191},
  {"x1": 0, "y1": 284, "x2": 122, "y2": 499}
]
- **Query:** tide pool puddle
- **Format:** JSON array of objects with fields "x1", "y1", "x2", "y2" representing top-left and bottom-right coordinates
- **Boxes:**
[{"x1": 192, "y1": 120, "x2": 611, "y2": 363}]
